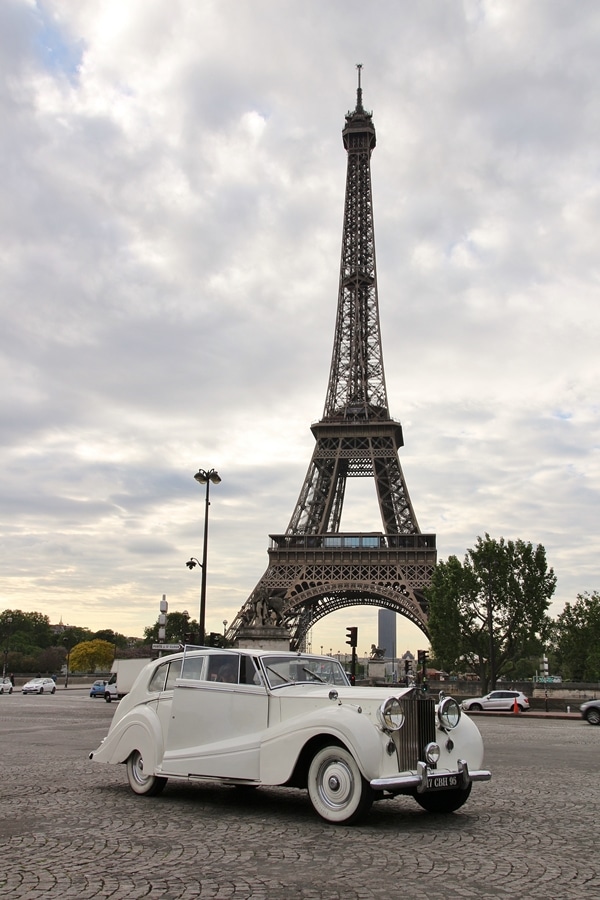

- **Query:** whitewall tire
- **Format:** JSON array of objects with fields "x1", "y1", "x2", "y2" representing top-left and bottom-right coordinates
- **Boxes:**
[
  {"x1": 307, "y1": 745, "x2": 373, "y2": 825},
  {"x1": 126, "y1": 750, "x2": 167, "y2": 797}
]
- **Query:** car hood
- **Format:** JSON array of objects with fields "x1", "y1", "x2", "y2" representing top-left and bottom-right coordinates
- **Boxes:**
[
  {"x1": 272, "y1": 684, "x2": 415, "y2": 701},
  {"x1": 270, "y1": 684, "x2": 448, "y2": 731}
]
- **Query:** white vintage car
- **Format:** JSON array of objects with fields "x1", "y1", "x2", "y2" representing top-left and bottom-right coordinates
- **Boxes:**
[{"x1": 90, "y1": 648, "x2": 491, "y2": 824}]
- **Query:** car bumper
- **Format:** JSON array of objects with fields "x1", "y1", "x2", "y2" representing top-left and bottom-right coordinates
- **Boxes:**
[{"x1": 370, "y1": 758, "x2": 492, "y2": 794}]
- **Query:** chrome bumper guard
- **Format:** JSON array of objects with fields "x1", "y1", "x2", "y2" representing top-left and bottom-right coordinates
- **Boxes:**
[{"x1": 370, "y1": 758, "x2": 492, "y2": 793}]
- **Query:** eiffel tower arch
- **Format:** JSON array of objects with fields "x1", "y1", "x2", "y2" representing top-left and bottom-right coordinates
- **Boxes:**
[{"x1": 227, "y1": 69, "x2": 436, "y2": 650}]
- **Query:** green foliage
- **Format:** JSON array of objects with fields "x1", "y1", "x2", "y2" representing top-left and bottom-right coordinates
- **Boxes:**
[
  {"x1": 68, "y1": 639, "x2": 115, "y2": 672},
  {"x1": 144, "y1": 612, "x2": 198, "y2": 644},
  {"x1": 426, "y1": 534, "x2": 556, "y2": 692},
  {"x1": 56, "y1": 627, "x2": 92, "y2": 648},
  {"x1": 552, "y1": 591, "x2": 600, "y2": 681},
  {"x1": 92, "y1": 629, "x2": 129, "y2": 649},
  {"x1": 0, "y1": 609, "x2": 53, "y2": 654}
]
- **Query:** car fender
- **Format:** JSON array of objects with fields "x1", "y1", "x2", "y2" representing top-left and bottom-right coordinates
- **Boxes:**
[
  {"x1": 90, "y1": 707, "x2": 164, "y2": 769},
  {"x1": 259, "y1": 703, "x2": 386, "y2": 784},
  {"x1": 452, "y1": 713, "x2": 486, "y2": 769}
]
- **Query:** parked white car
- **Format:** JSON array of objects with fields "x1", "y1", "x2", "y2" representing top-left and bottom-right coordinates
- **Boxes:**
[
  {"x1": 0, "y1": 677, "x2": 13, "y2": 694},
  {"x1": 461, "y1": 690, "x2": 530, "y2": 713},
  {"x1": 22, "y1": 677, "x2": 57, "y2": 695},
  {"x1": 90, "y1": 648, "x2": 491, "y2": 824}
]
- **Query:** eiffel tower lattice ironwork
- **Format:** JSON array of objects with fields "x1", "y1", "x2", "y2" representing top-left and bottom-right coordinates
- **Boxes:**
[{"x1": 227, "y1": 69, "x2": 436, "y2": 650}]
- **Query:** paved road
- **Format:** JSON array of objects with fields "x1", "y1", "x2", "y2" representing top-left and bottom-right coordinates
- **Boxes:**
[{"x1": 0, "y1": 690, "x2": 598, "y2": 899}]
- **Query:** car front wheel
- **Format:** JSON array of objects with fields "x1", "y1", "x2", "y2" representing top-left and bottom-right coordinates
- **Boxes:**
[
  {"x1": 469, "y1": 703, "x2": 482, "y2": 711},
  {"x1": 585, "y1": 708, "x2": 600, "y2": 725},
  {"x1": 126, "y1": 750, "x2": 167, "y2": 796},
  {"x1": 39, "y1": 688, "x2": 43, "y2": 694},
  {"x1": 307, "y1": 745, "x2": 373, "y2": 825},
  {"x1": 413, "y1": 781, "x2": 472, "y2": 813}
]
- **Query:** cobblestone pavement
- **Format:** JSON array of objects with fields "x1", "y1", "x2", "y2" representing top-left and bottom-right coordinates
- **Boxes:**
[{"x1": 0, "y1": 691, "x2": 598, "y2": 899}]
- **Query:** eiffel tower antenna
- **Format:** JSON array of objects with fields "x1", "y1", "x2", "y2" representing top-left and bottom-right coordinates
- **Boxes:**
[{"x1": 228, "y1": 71, "x2": 436, "y2": 650}]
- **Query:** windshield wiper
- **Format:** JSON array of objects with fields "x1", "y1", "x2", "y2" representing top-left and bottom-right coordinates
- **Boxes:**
[
  {"x1": 302, "y1": 667, "x2": 325, "y2": 683},
  {"x1": 266, "y1": 666, "x2": 292, "y2": 685}
]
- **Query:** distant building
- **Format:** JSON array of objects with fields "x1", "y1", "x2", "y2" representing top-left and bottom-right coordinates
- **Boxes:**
[{"x1": 377, "y1": 609, "x2": 397, "y2": 660}]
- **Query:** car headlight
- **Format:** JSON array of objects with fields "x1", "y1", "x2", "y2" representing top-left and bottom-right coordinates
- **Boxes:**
[
  {"x1": 377, "y1": 697, "x2": 405, "y2": 732},
  {"x1": 438, "y1": 696, "x2": 461, "y2": 730},
  {"x1": 425, "y1": 742, "x2": 441, "y2": 765}
]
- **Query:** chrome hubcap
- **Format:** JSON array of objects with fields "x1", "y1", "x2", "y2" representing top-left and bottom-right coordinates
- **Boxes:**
[{"x1": 318, "y1": 758, "x2": 354, "y2": 810}]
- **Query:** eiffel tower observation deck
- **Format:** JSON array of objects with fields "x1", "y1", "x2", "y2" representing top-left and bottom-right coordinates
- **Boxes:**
[{"x1": 227, "y1": 69, "x2": 436, "y2": 650}]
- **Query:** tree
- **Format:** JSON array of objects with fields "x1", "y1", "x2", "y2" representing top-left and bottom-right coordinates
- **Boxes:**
[
  {"x1": 552, "y1": 591, "x2": 600, "y2": 681},
  {"x1": 92, "y1": 629, "x2": 129, "y2": 649},
  {"x1": 144, "y1": 612, "x2": 198, "y2": 644},
  {"x1": 69, "y1": 639, "x2": 115, "y2": 673},
  {"x1": 54, "y1": 626, "x2": 93, "y2": 648},
  {"x1": 1, "y1": 609, "x2": 53, "y2": 654},
  {"x1": 426, "y1": 534, "x2": 556, "y2": 692}
]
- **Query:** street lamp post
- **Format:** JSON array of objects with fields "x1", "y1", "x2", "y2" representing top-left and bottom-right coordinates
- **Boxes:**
[
  {"x1": 62, "y1": 633, "x2": 75, "y2": 689},
  {"x1": 2, "y1": 615, "x2": 13, "y2": 677},
  {"x1": 187, "y1": 468, "x2": 221, "y2": 646}
]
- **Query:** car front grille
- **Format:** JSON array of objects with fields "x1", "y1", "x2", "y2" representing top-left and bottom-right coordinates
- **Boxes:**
[{"x1": 392, "y1": 690, "x2": 436, "y2": 770}]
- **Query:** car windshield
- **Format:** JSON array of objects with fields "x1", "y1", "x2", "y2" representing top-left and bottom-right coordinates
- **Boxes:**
[{"x1": 260, "y1": 655, "x2": 349, "y2": 689}]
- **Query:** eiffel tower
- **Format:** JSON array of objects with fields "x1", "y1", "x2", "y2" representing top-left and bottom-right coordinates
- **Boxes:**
[{"x1": 228, "y1": 68, "x2": 436, "y2": 650}]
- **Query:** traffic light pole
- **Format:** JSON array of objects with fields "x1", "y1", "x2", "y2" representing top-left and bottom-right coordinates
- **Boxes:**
[{"x1": 346, "y1": 626, "x2": 358, "y2": 685}]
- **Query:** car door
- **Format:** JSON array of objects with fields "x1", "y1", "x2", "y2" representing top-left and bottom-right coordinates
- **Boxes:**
[
  {"x1": 485, "y1": 691, "x2": 504, "y2": 710},
  {"x1": 142, "y1": 657, "x2": 183, "y2": 757},
  {"x1": 162, "y1": 653, "x2": 269, "y2": 781}
]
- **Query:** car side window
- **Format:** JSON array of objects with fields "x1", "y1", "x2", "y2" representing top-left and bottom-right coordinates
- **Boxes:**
[
  {"x1": 207, "y1": 655, "x2": 239, "y2": 683},
  {"x1": 165, "y1": 659, "x2": 181, "y2": 689},
  {"x1": 148, "y1": 662, "x2": 169, "y2": 693},
  {"x1": 181, "y1": 655, "x2": 207, "y2": 680},
  {"x1": 240, "y1": 655, "x2": 263, "y2": 686}
]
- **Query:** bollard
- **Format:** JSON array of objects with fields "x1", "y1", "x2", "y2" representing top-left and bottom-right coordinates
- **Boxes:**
[{"x1": 567, "y1": 706, "x2": 570, "y2": 714}]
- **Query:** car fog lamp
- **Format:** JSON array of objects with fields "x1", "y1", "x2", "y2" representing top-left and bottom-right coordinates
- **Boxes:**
[
  {"x1": 377, "y1": 697, "x2": 405, "y2": 732},
  {"x1": 438, "y1": 696, "x2": 461, "y2": 730},
  {"x1": 425, "y1": 742, "x2": 441, "y2": 765}
]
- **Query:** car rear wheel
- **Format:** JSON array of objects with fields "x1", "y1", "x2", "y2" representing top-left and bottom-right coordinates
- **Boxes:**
[
  {"x1": 51, "y1": 687, "x2": 56, "y2": 694},
  {"x1": 413, "y1": 782, "x2": 472, "y2": 813},
  {"x1": 585, "y1": 708, "x2": 600, "y2": 725},
  {"x1": 126, "y1": 750, "x2": 167, "y2": 796},
  {"x1": 307, "y1": 745, "x2": 373, "y2": 825}
]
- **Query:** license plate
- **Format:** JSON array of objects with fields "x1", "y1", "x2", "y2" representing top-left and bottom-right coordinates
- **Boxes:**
[{"x1": 427, "y1": 773, "x2": 459, "y2": 791}]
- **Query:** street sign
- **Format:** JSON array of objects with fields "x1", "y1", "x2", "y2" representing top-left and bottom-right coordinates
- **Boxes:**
[{"x1": 152, "y1": 643, "x2": 181, "y2": 651}]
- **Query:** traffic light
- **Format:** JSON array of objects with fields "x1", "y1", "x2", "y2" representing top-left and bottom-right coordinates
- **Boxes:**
[
  {"x1": 404, "y1": 659, "x2": 410, "y2": 675},
  {"x1": 207, "y1": 632, "x2": 225, "y2": 647},
  {"x1": 345, "y1": 626, "x2": 358, "y2": 648},
  {"x1": 417, "y1": 650, "x2": 429, "y2": 692}
]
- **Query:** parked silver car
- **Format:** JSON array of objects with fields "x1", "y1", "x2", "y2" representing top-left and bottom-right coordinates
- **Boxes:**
[
  {"x1": 580, "y1": 698, "x2": 600, "y2": 725},
  {"x1": 22, "y1": 677, "x2": 57, "y2": 695},
  {"x1": 461, "y1": 690, "x2": 529, "y2": 712}
]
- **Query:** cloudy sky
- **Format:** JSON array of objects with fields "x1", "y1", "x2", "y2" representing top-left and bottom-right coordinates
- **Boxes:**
[{"x1": 2, "y1": 0, "x2": 599, "y2": 659}]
